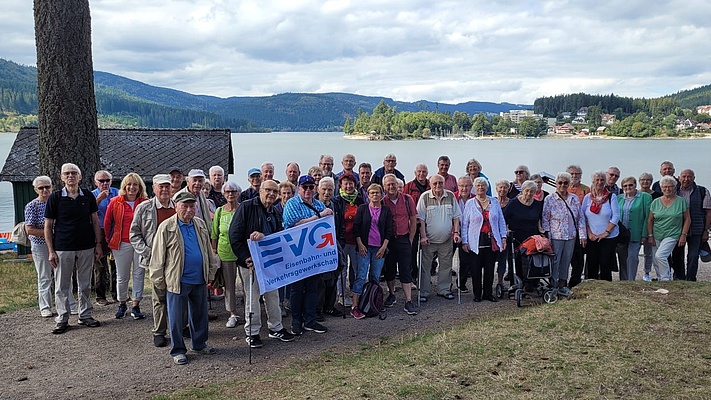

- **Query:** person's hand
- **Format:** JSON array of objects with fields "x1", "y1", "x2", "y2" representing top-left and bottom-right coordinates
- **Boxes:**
[
  {"x1": 580, "y1": 238, "x2": 587, "y2": 248},
  {"x1": 462, "y1": 243, "x2": 470, "y2": 253},
  {"x1": 49, "y1": 251, "x2": 58, "y2": 269},
  {"x1": 250, "y1": 232, "x2": 265, "y2": 241},
  {"x1": 321, "y1": 208, "x2": 333, "y2": 216},
  {"x1": 245, "y1": 257, "x2": 254, "y2": 269},
  {"x1": 453, "y1": 233, "x2": 461, "y2": 244},
  {"x1": 647, "y1": 237, "x2": 656, "y2": 247},
  {"x1": 678, "y1": 236, "x2": 687, "y2": 247},
  {"x1": 420, "y1": 237, "x2": 430, "y2": 246},
  {"x1": 501, "y1": 237, "x2": 507, "y2": 250},
  {"x1": 358, "y1": 244, "x2": 367, "y2": 257},
  {"x1": 94, "y1": 245, "x2": 103, "y2": 261},
  {"x1": 376, "y1": 245, "x2": 387, "y2": 259}
]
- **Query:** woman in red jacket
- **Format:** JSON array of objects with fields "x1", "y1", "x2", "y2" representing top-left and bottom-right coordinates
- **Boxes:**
[{"x1": 105, "y1": 173, "x2": 148, "y2": 319}]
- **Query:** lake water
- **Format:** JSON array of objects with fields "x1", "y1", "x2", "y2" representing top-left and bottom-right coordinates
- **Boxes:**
[{"x1": 1, "y1": 131, "x2": 710, "y2": 232}]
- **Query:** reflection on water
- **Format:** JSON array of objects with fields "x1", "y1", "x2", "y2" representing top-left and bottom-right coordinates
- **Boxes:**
[{"x1": 0, "y1": 133, "x2": 17, "y2": 232}]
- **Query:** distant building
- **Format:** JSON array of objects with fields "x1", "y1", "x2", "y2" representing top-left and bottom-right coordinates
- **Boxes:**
[
  {"x1": 577, "y1": 107, "x2": 588, "y2": 117},
  {"x1": 499, "y1": 109, "x2": 543, "y2": 124},
  {"x1": 554, "y1": 123, "x2": 575, "y2": 134},
  {"x1": 601, "y1": 114, "x2": 616, "y2": 125},
  {"x1": 696, "y1": 105, "x2": 711, "y2": 115},
  {"x1": 561, "y1": 112, "x2": 572, "y2": 119},
  {"x1": 572, "y1": 116, "x2": 587, "y2": 125}
]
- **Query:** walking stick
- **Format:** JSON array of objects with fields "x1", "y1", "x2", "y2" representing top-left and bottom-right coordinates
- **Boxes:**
[
  {"x1": 457, "y1": 247, "x2": 462, "y2": 305},
  {"x1": 417, "y1": 247, "x2": 422, "y2": 308},
  {"x1": 248, "y1": 268, "x2": 254, "y2": 365},
  {"x1": 340, "y1": 267, "x2": 347, "y2": 319}
]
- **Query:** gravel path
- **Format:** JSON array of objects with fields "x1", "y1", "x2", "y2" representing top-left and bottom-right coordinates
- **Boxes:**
[{"x1": 1, "y1": 259, "x2": 709, "y2": 400}]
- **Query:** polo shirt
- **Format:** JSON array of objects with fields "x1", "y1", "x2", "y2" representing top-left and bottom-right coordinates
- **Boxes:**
[
  {"x1": 383, "y1": 192, "x2": 416, "y2": 237},
  {"x1": 178, "y1": 219, "x2": 205, "y2": 285},
  {"x1": 45, "y1": 187, "x2": 99, "y2": 251},
  {"x1": 416, "y1": 189, "x2": 461, "y2": 243}
]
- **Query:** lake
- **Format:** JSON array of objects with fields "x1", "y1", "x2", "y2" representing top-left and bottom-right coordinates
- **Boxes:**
[{"x1": 1, "y1": 131, "x2": 710, "y2": 232}]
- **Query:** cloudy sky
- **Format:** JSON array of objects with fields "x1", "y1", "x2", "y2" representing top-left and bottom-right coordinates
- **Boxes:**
[{"x1": 2, "y1": 0, "x2": 709, "y2": 104}]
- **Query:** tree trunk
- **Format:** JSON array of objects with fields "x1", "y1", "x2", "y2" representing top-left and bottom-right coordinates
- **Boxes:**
[{"x1": 34, "y1": 0, "x2": 99, "y2": 187}]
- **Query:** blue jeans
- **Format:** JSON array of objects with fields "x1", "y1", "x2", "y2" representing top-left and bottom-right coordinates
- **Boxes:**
[
  {"x1": 167, "y1": 282, "x2": 208, "y2": 356},
  {"x1": 353, "y1": 245, "x2": 386, "y2": 295},
  {"x1": 290, "y1": 275, "x2": 319, "y2": 331}
]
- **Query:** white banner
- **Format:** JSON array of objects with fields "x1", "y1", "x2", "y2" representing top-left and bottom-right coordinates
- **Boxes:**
[{"x1": 248, "y1": 215, "x2": 338, "y2": 295}]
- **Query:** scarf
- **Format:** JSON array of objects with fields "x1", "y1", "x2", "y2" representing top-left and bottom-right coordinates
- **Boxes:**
[
  {"x1": 414, "y1": 179, "x2": 428, "y2": 193},
  {"x1": 339, "y1": 189, "x2": 358, "y2": 205},
  {"x1": 589, "y1": 188, "x2": 610, "y2": 214}
]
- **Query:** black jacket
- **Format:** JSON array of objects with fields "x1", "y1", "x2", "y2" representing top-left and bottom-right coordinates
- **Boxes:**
[
  {"x1": 228, "y1": 197, "x2": 283, "y2": 268},
  {"x1": 353, "y1": 204, "x2": 394, "y2": 247}
]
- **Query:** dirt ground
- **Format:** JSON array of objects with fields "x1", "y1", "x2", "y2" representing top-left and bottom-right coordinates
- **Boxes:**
[{"x1": 1, "y1": 258, "x2": 709, "y2": 400}]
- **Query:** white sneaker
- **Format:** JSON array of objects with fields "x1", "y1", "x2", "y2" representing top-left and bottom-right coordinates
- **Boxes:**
[
  {"x1": 70, "y1": 309, "x2": 79, "y2": 315},
  {"x1": 40, "y1": 309, "x2": 53, "y2": 318},
  {"x1": 642, "y1": 274, "x2": 651, "y2": 282},
  {"x1": 225, "y1": 315, "x2": 239, "y2": 328}
]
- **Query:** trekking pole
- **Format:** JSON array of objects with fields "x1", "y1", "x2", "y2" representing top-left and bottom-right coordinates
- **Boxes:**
[
  {"x1": 457, "y1": 247, "x2": 461, "y2": 305},
  {"x1": 417, "y1": 247, "x2": 422, "y2": 308},
  {"x1": 340, "y1": 267, "x2": 347, "y2": 319},
  {"x1": 248, "y1": 268, "x2": 254, "y2": 365}
]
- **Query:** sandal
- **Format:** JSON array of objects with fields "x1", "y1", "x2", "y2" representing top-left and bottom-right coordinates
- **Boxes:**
[{"x1": 173, "y1": 354, "x2": 188, "y2": 365}]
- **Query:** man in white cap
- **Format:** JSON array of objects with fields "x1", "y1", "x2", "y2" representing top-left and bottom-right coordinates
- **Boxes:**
[
  {"x1": 130, "y1": 174, "x2": 176, "y2": 347},
  {"x1": 173, "y1": 169, "x2": 212, "y2": 225}
]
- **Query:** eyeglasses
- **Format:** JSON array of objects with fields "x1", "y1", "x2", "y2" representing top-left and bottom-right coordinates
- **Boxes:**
[
  {"x1": 556, "y1": 181, "x2": 569, "y2": 186},
  {"x1": 302, "y1": 185, "x2": 315, "y2": 190},
  {"x1": 37, "y1": 186, "x2": 51, "y2": 190},
  {"x1": 224, "y1": 190, "x2": 239, "y2": 194},
  {"x1": 384, "y1": 159, "x2": 397, "y2": 163},
  {"x1": 62, "y1": 171, "x2": 79, "y2": 176},
  {"x1": 608, "y1": 173, "x2": 620, "y2": 178},
  {"x1": 514, "y1": 171, "x2": 525, "y2": 174},
  {"x1": 569, "y1": 172, "x2": 582, "y2": 176},
  {"x1": 97, "y1": 179, "x2": 111, "y2": 183},
  {"x1": 431, "y1": 181, "x2": 444, "y2": 186}
]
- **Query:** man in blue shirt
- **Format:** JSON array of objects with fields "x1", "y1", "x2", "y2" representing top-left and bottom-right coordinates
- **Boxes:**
[{"x1": 92, "y1": 170, "x2": 119, "y2": 304}]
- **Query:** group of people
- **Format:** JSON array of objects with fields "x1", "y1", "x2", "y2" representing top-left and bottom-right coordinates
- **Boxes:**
[{"x1": 24, "y1": 155, "x2": 709, "y2": 365}]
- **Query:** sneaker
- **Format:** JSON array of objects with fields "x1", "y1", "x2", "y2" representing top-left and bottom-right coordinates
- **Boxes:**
[
  {"x1": 95, "y1": 298, "x2": 109, "y2": 306},
  {"x1": 324, "y1": 308, "x2": 344, "y2": 317},
  {"x1": 351, "y1": 306, "x2": 366, "y2": 320},
  {"x1": 384, "y1": 293, "x2": 397, "y2": 308},
  {"x1": 559, "y1": 287, "x2": 572, "y2": 297},
  {"x1": 269, "y1": 328, "x2": 295, "y2": 342},
  {"x1": 245, "y1": 335, "x2": 263, "y2": 348},
  {"x1": 131, "y1": 306, "x2": 146, "y2": 320},
  {"x1": 115, "y1": 303, "x2": 127, "y2": 319},
  {"x1": 642, "y1": 274, "x2": 652, "y2": 282},
  {"x1": 226, "y1": 315, "x2": 239, "y2": 328},
  {"x1": 77, "y1": 317, "x2": 101, "y2": 327},
  {"x1": 70, "y1": 308, "x2": 79, "y2": 316},
  {"x1": 404, "y1": 301, "x2": 419, "y2": 315},
  {"x1": 153, "y1": 335, "x2": 167, "y2": 347},
  {"x1": 40, "y1": 309, "x2": 53, "y2": 318},
  {"x1": 458, "y1": 287, "x2": 469, "y2": 293},
  {"x1": 52, "y1": 321, "x2": 69, "y2": 334},
  {"x1": 304, "y1": 321, "x2": 328, "y2": 333},
  {"x1": 173, "y1": 354, "x2": 188, "y2": 365}
]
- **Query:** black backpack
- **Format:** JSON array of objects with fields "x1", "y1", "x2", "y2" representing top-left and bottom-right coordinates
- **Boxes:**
[{"x1": 358, "y1": 280, "x2": 386, "y2": 320}]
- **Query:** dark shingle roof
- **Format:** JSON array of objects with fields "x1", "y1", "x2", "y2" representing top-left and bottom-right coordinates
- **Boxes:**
[{"x1": 0, "y1": 128, "x2": 233, "y2": 183}]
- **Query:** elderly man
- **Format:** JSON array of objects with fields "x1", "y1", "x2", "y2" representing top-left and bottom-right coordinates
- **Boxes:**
[
  {"x1": 404, "y1": 163, "x2": 431, "y2": 279},
  {"x1": 130, "y1": 174, "x2": 176, "y2": 347},
  {"x1": 282, "y1": 175, "x2": 334, "y2": 335},
  {"x1": 416, "y1": 174, "x2": 462, "y2": 301},
  {"x1": 229, "y1": 180, "x2": 295, "y2": 348},
  {"x1": 357, "y1": 162, "x2": 372, "y2": 202},
  {"x1": 208, "y1": 165, "x2": 227, "y2": 207},
  {"x1": 336, "y1": 154, "x2": 359, "y2": 184},
  {"x1": 652, "y1": 161, "x2": 678, "y2": 194},
  {"x1": 92, "y1": 170, "x2": 119, "y2": 305},
  {"x1": 150, "y1": 192, "x2": 218, "y2": 365},
  {"x1": 372, "y1": 153, "x2": 405, "y2": 186},
  {"x1": 437, "y1": 155, "x2": 458, "y2": 192},
  {"x1": 285, "y1": 162, "x2": 301, "y2": 186},
  {"x1": 606, "y1": 166, "x2": 622, "y2": 195},
  {"x1": 45, "y1": 163, "x2": 103, "y2": 334},
  {"x1": 169, "y1": 167, "x2": 184, "y2": 196},
  {"x1": 381, "y1": 174, "x2": 419, "y2": 315},
  {"x1": 566, "y1": 165, "x2": 589, "y2": 203},
  {"x1": 261, "y1": 162, "x2": 278, "y2": 184},
  {"x1": 670, "y1": 169, "x2": 711, "y2": 281},
  {"x1": 240, "y1": 168, "x2": 262, "y2": 202},
  {"x1": 173, "y1": 169, "x2": 212, "y2": 225}
]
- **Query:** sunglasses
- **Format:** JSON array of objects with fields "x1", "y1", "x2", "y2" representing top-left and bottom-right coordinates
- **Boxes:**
[
  {"x1": 97, "y1": 179, "x2": 111, "y2": 183},
  {"x1": 608, "y1": 173, "x2": 620, "y2": 178},
  {"x1": 37, "y1": 186, "x2": 51, "y2": 190},
  {"x1": 556, "y1": 181, "x2": 569, "y2": 186},
  {"x1": 302, "y1": 185, "x2": 315, "y2": 190}
]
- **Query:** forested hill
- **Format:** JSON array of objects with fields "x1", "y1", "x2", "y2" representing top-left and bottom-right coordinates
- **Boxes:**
[{"x1": 0, "y1": 58, "x2": 530, "y2": 131}]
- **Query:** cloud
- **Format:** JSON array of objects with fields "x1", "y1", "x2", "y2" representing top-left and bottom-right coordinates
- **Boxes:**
[{"x1": 0, "y1": 0, "x2": 709, "y2": 104}]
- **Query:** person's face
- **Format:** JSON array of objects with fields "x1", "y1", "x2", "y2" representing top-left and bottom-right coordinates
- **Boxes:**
[
  {"x1": 496, "y1": 183, "x2": 508, "y2": 198},
  {"x1": 280, "y1": 187, "x2": 294, "y2": 204},
  {"x1": 397, "y1": 181, "x2": 404, "y2": 192},
  {"x1": 556, "y1": 179, "x2": 570, "y2": 196},
  {"x1": 606, "y1": 169, "x2": 620, "y2": 186},
  {"x1": 341, "y1": 179, "x2": 355, "y2": 194},
  {"x1": 474, "y1": 181, "x2": 487, "y2": 196},
  {"x1": 514, "y1": 168, "x2": 528, "y2": 182},
  {"x1": 176, "y1": 201, "x2": 195, "y2": 222},
  {"x1": 299, "y1": 183, "x2": 316, "y2": 201},
  {"x1": 568, "y1": 170, "x2": 582, "y2": 185},
  {"x1": 249, "y1": 174, "x2": 262, "y2": 189},
  {"x1": 467, "y1": 163, "x2": 480, "y2": 176},
  {"x1": 622, "y1": 180, "x2": 637, "y2": 196},
  {"x1": 319, "y1": 158, "x2": 334, "y2": 174},
  {"x1": 124, "y1": 179, "x2": 139, "y2": 198},
  {"x1": 341, "y1": 156, "x2": 355, "y2": 171},
  {"x1": 210, "y1": 170, "x2": 224, "y2": 187},
  {"x1": 260, "y1": 182, "x2": 279, "y2": 207},
  {"x1": 359, "y1": 167, "x2": 372, "y2": 185},
  {"x1": 261, "y1": 165, "x2": 274, "y2": 181},
  {"x1": 154, "y1": 183, "x2": 171, "y2": 202},
  {"x1": 61, "y1": 168, "x2": 80, "y2": 186},
  {"x1": 95, "y1": 174, "x2": 111, "y2": 191},
  {"x1": 521, "y1": 187, "x2": 535, "y2": 202},
  {"x1": 679, "y1": 170, "x2": 694, "y2": 189},
  {"x1": 318, "y1": 183, "x2": 334, "y2": 203},
  {"x1": 534, "y1": 178, "x2": 543, "y2": 191},
  {"x1": 311, "y1": 171, "x2": 322, "y2": 184},
  {"x1": 170, "y1": 172, "x2": 183, "y2": 188},
  {"x1": 187, "y1": 176, "x2": 204, "y2": 195},
  {"x1": 660, "y1": 163, "x2": 675, "y2": 177},
  {"x1": 437, "y1": 160, "x2": 450, "y2": 176},
  {"x1": 593, "y1": 175, "x2": 606, "y2": 190},
  {"x1": 35, "y1": 182, "x2": 52, "y2": 201},
  {"x1": 661, "y1": 182, "x2": 676, "y2": 196},
  {"x1": 201, "y1": 184, "x2": 211, "y2": 197},
  {"x1": 383, "y1": 177, "x2": 398, "y2": 196},
  {"x1": 639, "y1": 177, "x2": 652, "y2": 191},
  {"x1": 223, "y1": 186, "x2": 239, "y2": 203},
  {"x1": 368, "y1": 188, "x2": 382, "y2": 204},
  {"x1": 286, "y1": 165, "x2": 300, "y2": 181},
  {"x1": 459, "y1": 180, "x2": 473, "y2": 198},
  {"x1": 430, "y1": 177, "x2": 444, "y2": 195},
  {"x1": 415, "y1": 166, "x2": 428, "y2": 182},
  {"x1": 384, "y1": 156, "x2": 397, "y2": 172}
]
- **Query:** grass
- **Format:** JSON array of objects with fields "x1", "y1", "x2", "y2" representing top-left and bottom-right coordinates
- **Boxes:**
[
  {"x1": 157, "y1": 281, "x2": 711, "y2": 400},
  {"x1": 0, "y1": 254, "x2": 39, "y2": 314}
]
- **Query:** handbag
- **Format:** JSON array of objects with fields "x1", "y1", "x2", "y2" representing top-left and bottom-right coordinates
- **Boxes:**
[
  {"x1": 10, "y1": 221, "x2": 30, "y2": 247},
  {"x1": 617, "y1": 222, "x2": 631, "y2": 244}
]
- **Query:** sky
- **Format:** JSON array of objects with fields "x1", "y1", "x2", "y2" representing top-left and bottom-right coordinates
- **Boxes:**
[{"x1": 2, "y1": 0, "x2": 710, "y2": 104}]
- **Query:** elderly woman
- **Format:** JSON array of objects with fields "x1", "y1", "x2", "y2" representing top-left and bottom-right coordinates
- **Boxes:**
[
  {"x1": 638, "y1": 172, "x2": 657, "y2": 281},
  {"x1": 308, "y1": 166, "x2": 323, "y2": 187},
  {"x1": 507, "y1": 165, "x2": 530, "y2": 198},
  {"x1": 350, "y1": 184, "x2": 393, "y2": 319},
  {"x1": 461, "y1": 177, "x2": 506, "y2": 302},
  {"x1": 25, "y1": 176, "x2": 57, "y2": 317},
  {"x1": 647, "y1": 176, "x2": 690, "y2": 281},
  {"x1": 465, "y1": 158, "x2": 491, "y2": 196},
  {"x1": 333, "y1": 172, "x2": 365, "y2": 307},
  {"x1": 503, "y1": 180, "x2": 543, "y2": 286},
  {"x1": 616, "y1": 177, "x2": 652, "y2": 281},
  {"x1": 105, "y1": 173, "x2": 149, "y2": 319},
  {"x1": 274, "y1": 181, "x2": 295, "y2": 215},
  {"x1": 542, "y1": 172, "x2": 586, "y2": 296},
  {"x1": 530, "y1": 174, "x2": 550, "y2": 201},
  {"x1": 211, "y1": 181, "x2": 244, "y2": 328},
  {"x1": 581, "y1": 171, "x2": 619, "y2": 281},
  {"x1": 494, "y1": 179, "x2": 512, "y2": 288}
]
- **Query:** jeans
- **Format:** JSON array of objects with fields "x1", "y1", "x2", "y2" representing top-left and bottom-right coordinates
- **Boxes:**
[
  {"x1": 31, "y1": 242, "x2": 53, "y2": 312},
  {"x1": 617, "y1": 241, "x2": 642, "y2": 281},
  {"x1": 290, "y1": 274, "x2": 320, "y2": 331},
  {"x1": 550, "y1": 238, "x2": 575, "y2": 284},
  {"x1": 652, "y1": 237, "x2": 678, "y2": 281},
  {"x1": 113, "y1": 242, "x2": 144, "y2": 302},
  {"x1": 353, "y1": 245, "x2": 386, "y2": 295},
  {"x1": 684, "y1": 234, "x2": 703, "y2": 281},
  {"x1": 167, "y1": 282, "x2": 208, "y2": 356},
  {"x1": 643, "y1": 242, "x2": 653, "y2": 274}
]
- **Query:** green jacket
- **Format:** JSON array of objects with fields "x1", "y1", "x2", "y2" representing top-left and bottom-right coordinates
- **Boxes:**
[{"x1": 617, "y1": 191, "x2": 652, "y2": 242}]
